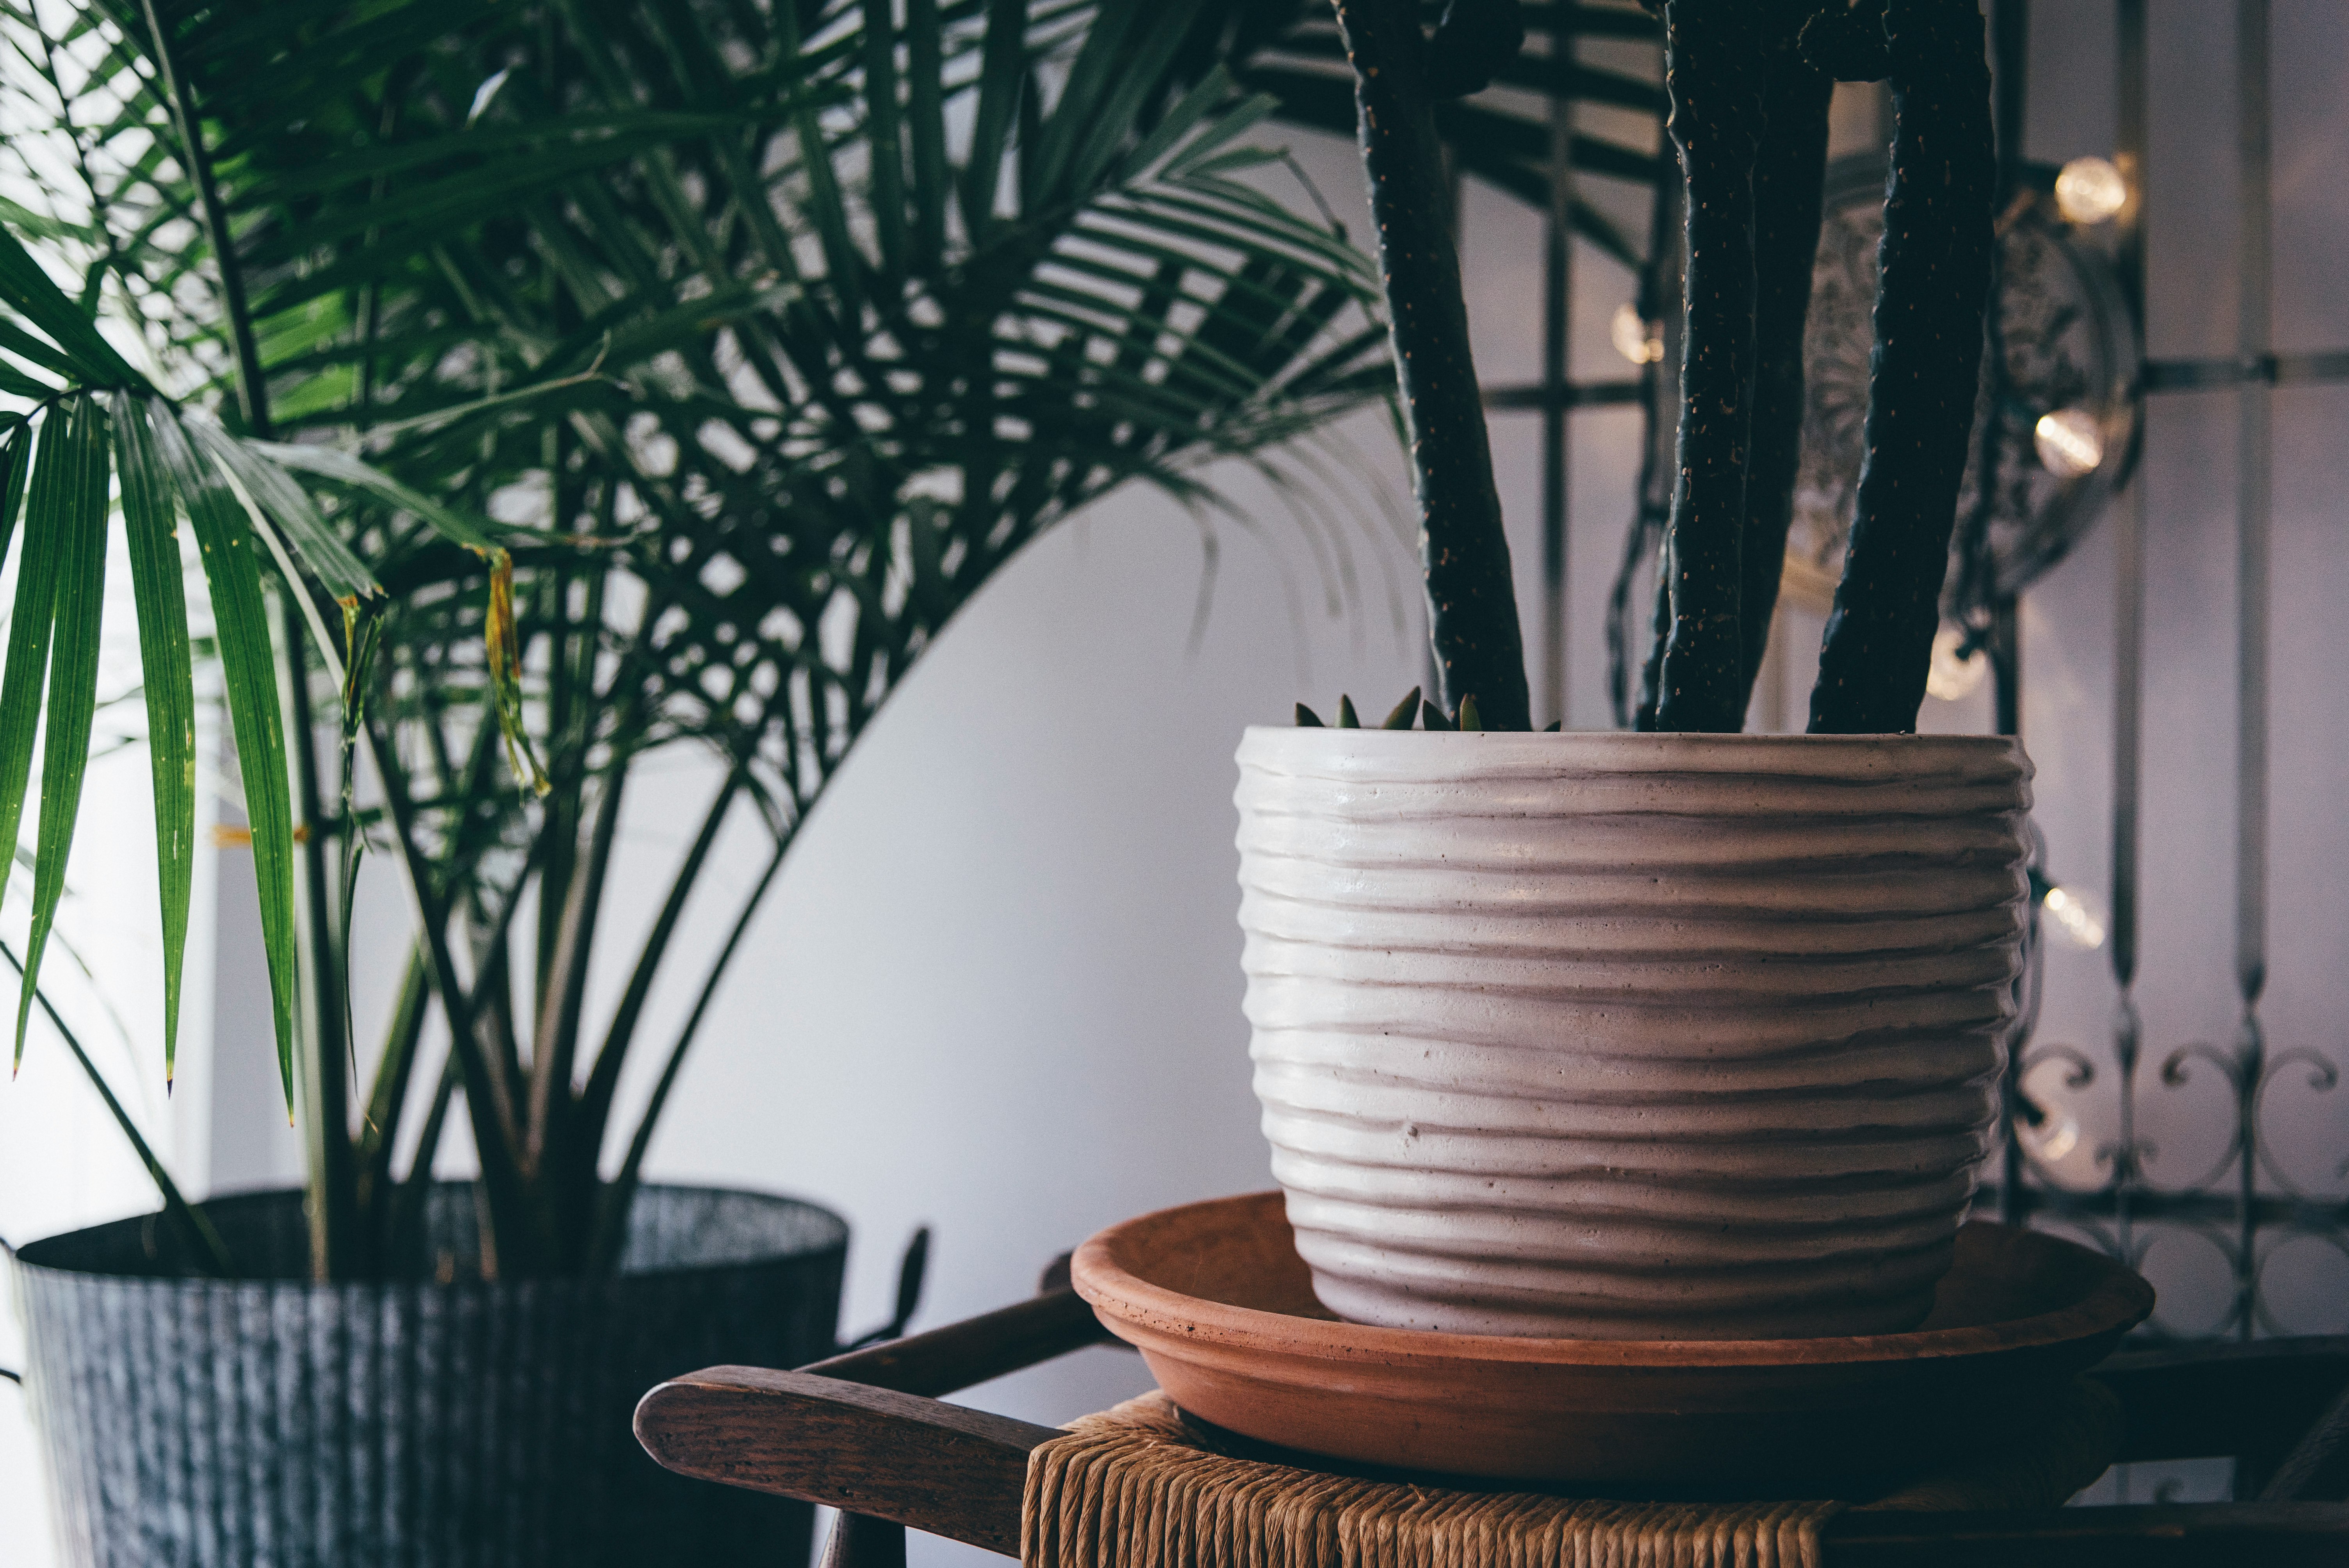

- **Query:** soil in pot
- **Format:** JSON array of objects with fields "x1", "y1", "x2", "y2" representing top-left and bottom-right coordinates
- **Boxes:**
[{"x1": 11, "y1": 1183, "x2": 845, "y2": 1568}]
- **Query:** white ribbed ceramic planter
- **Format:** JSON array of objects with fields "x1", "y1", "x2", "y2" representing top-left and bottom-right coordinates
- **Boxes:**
[{"x1": 1235, "y1": 727, "x2": 2033, "y2": 1340}]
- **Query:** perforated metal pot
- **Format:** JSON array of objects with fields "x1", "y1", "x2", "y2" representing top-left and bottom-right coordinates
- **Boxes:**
[{"x1": 10, "y1": 1183, "x2": 845, "y2": 1568}]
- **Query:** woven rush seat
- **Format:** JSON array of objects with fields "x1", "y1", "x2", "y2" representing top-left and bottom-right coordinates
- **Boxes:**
[{"x1": 1022, "y1": 1382, "x2": 2123, "y2": 1568}]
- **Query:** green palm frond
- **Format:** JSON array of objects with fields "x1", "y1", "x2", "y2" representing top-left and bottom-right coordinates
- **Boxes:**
[
  {"x1": 0, "y1": 216, "x2": 514, "y2": 1115},
  {"x1": 16, "y1": 0, "x2": 1392, "y2": 1279},
  {"x1": 189, "y1": 0, "x2": 1386, "y2": 868},
  {"x1": 1147, "y1": 0, "x2": 1666, "y2": 268}
]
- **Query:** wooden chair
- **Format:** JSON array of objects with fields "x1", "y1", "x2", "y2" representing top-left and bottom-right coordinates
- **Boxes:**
[{"x1": 634, "y1": 1263, "x2": 2349, "y2": 1566}]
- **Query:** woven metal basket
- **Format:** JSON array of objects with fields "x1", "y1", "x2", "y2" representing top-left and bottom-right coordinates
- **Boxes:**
[{"x1": 9, "y1": 1183, "x2": 845, "y2": 1568}]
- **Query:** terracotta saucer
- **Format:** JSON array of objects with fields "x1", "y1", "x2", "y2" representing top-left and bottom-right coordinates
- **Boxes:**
[{"x1": 1070, "y1": 1191, "x2": 2153, "y2": 1491}]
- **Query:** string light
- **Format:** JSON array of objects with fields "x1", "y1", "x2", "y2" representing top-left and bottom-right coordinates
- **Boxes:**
[
  {"x1": 2034, "y1": 407, "x2": 2104, "y2": 478},
  {"x1": 1925, "y1": 624, "x2": 1988, "y2": 702},
  {"x1": 2019, "y1": 1105, "x2": 2081, "y2": 1164},
  {"x1": 2041, "y1": 883, "x2": 2109, "y2": 952},
  {"x1": 2053, "y1": 155, "x2": 2128, "y2": 225},
  {"x1": 1610, "y1": 301, "x2": 1663, "y2": 365}
]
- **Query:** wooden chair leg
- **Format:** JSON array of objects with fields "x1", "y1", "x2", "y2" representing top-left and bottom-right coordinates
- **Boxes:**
[
  {"x1": 819, "y1": 1511, "x2": 907, "y2": 1568},
  {"x1": 2263, "y1": 1378, "x2": 2349, "y2": 1503}
]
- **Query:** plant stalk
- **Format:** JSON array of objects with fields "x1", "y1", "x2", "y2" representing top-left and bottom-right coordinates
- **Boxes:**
[
  {"x1": 369, "y1": 715, "x2": 545, "y2": 1275},
  {"x1": 525, "y1": 765, "x2": 627, "y2": 1181},
  {"x1": 1734, "y1": 32, "x2": 1833, "y2": 712},
  {"x1": 587, "y1": 824, "x2": 793, "y2": 1274},
  {"x1": 1650, "y1": 0, "x2": 1772, "y2": 733},
  {"x1": 1330, "y1": 0, "x2": 1531, "y2": 730},
  {"x1": 1807, "y1": 0, "x2": 1996, "y2": 734},
  {"x1": 136, "y1": 0, "x2": 268, "y2": 439},
  {"x1": 570, "y1": 768, "x2": 743, "y2": 1197},
  {"x1": 280, "y1": 598, "x2": 358, "y2": 1283},
  {"x1": 2, "y1": 940, "x2": 232, "y2": 1276}
]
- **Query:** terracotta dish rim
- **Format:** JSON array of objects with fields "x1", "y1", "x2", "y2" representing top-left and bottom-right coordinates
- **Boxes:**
[{"x1": 1071, "y1": 1191, "x2": 2155, "y2": 1370}]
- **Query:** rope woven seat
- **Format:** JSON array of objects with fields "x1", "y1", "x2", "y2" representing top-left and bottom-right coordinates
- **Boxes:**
[{"x1": 1022, "y1": 1380, "x2": 2123, "y2": 1568}]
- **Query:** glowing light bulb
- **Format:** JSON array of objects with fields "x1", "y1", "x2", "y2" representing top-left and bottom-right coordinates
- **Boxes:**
[
  {"x1": 2041, "y1": 883, "x2": 2109, "y2": 952},
  {"x1": 2020, "y1": 1107, "x2": 2081, "y2": 1164},
  {"x1": 1611, "y1": 301, "x2": 1663, "y2": 365},
  {"x1": 2034, "y1": 407, "x2": 2104, "y2": 479},
  {"x1": 1925, "y1": 624, "x2": 1988, "y2": 702},
  {"x1": 2054, "y1": 156, "x2": 2128, "y2": 225}
]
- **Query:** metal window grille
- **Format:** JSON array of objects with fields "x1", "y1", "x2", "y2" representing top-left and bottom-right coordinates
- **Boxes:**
[{"x1": 1482, "y1": 0, "x2": 2347, "y2": 1345}]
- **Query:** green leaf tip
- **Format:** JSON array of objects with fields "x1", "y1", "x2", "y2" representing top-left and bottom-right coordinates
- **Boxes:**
[
  {"x1": 1457, "y1": 693, "x2": 1483, "y2": 731},
  {"x1": 1544, "y1": 719, "x2": 1563, "y2": 732},
  {"x1": 1381, "y1": 688, "x2": 1422, "y2": 729},
  {"x1": 1294, "y1": 702, "x2": 1324, "y2": 727},
  {"x1": 1337, "y1": 695, "x2": 1360, "y2": 729},
  {"x1": 1420, "y1": 698, "x2": 1453, "y2": 732}
]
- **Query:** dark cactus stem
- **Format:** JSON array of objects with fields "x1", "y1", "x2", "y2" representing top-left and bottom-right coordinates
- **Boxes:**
[
  {"x1": 1734, "y1": 34, "x2": 1834, "y2": 709},
  {"x1": 1331, "y1": 0, "x2": 1532, "y2": 732},
  {"x1": 1633, "y1": 564, "x2": 1668, "y2": 730},
  {"x1": 1650, "y1": 0, "x2": 1771, "y2": 733},
  {"x1": 1807, "y1": 0, "x2": 1996, "y2": 733}
]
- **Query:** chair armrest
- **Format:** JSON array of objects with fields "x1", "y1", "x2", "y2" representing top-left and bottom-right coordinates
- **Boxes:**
[
  {"x1": 639, "y1": 1276, "x2": 1114, "y2": 1564},
  {"x1": 2091, "y1": 1335, "x2": 2349, "y2": 1466},
  {"x1": 634, "y1": 1366, "x2": 1046, "y2": 1555},
  {"x1": 799, "y1": 1286, "x2": 1116, "y2": 1397}
]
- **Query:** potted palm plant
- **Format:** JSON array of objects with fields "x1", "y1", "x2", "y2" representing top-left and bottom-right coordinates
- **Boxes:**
[
  {"x1": 0, "y1": 1, "x2": 1384, "y2": 1562},
  {"x1": 1240, "y1": 0, "x2": 2033, "y2": 1338}
]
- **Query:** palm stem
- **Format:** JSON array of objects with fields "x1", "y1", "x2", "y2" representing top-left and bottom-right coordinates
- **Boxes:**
[
  {"x1": 386, "y1": 1053, "x2": 459, "y2": 1272},
  {"x1": 368, "y1": 713, "x2": 544, "y2": 1275},
  {"x1": 354, "y1": 944, "x2": 430, "y2": 1265},
  {"x1": 281, "y1": 597, "x2": 357, "y2": 1282},
  {"x1": 2, "y1": 938, "x2": 231, "y2": 1276},
  {"x1": 135, "y1": 0, "x2": 267, "y2": 437},
  {"x1": 571, "y1": 766, "x2": 743, "y2": 1181},
  {"x1": 588, "y1": 824, "x2": 792, "y2": 1274},
  {"x1": 525, "y1": 763, "x2": 626, "y2": 1184}
]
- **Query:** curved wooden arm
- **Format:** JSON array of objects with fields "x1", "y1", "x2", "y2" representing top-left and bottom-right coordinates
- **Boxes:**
[
  {"x1": 634, "y1": 1367, "x2": 1050, "y2": 1557},
  {"x1": 797, "y1": 1283, "x2": 1115, "y2": 1397},
  {"x1": 2095, "y1": 1336, "x2": 2349, "y2": 1469},
  {"x1": 636, "y1": 1283, "x2": 1113, "y2": 1561}
]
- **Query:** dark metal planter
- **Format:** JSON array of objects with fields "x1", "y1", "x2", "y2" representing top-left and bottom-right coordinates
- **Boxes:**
[{"x1": 8, "y1": 1183, "x2": 846, "y2": 1568}]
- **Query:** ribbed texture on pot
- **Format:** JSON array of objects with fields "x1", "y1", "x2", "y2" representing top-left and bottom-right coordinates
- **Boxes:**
[
  {"x1": 1235, "y1": 729, "x2": 2032, "y2": 1340},
  {"x1": 11, "y1": 1184, "x2": 844, "y2": 1568}
]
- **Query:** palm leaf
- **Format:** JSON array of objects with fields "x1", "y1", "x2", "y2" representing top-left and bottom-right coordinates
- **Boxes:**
[
  {"x1": 184, "y1": 417, "x2": 381, "y2": 607},
  {"x1": 146, "y1": 400, "x2": 303, "y2": 1107},
  {"x1": 113, "y1": 392, "x2": 199, "y2": 1082},
  {"x1": 14, "y1": 394, "x2": 112, "y2": 1066},
  {"x1": 0, "y1": 404, "x2": 78, "y2": 1057},
  {"x1": 0, "y1": 222, "x2": 148, "y2": 388}
]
